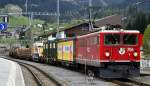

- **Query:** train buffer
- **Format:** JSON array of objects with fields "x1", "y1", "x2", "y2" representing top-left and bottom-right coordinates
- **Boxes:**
[{"x1": 0, "y1": 58, "x2": 25, "y2": 86}]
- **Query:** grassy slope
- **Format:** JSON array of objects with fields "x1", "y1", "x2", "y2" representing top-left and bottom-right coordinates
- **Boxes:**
[
  {"x1": 143, "y1": 24, "x2": 150, "y2": 56},
  {"x1": 5, "y1": 16, "x2": 44, "y2": 32}
]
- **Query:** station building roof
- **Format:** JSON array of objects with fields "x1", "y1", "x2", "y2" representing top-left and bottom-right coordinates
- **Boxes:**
[{"x1": 39, "y1": 14, "x2": 124, "y2": 38}]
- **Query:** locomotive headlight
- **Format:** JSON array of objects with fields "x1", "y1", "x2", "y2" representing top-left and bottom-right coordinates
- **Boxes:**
[
  {"x1": 133, "y1": 52, "x2": 138, "y2": 57},
  {"x1": 105, "y1": 52, "x2": 110, "y2": 57}
]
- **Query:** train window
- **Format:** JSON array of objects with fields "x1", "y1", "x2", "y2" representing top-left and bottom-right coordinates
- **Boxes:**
[
  {"x1": 53, "y1": 43, "x2": 55, "y2": 48},
  {"x1": 50, "y1": 43, "x2": 52, "y2": 48},
  {"x1": 105, "y1": 34, "x2": 120, "y2": 45},
  {"x1": 44, "y1": 44, "x2": 46, "y2": 49},
  {"x1": 88, "y1": 36, "x2": 99, "y2": 45},
  {"x1": 94, "y1": 36, "x2": 99, "y2": 45},
  {"x1": 123, "y1": 34, "x2": 138, "y2": 45},
  {"x1": 97, "y1": 36, "x2": 99, "y2": 44},
  {"x1": 46, "y1": 44, "x2": 48, "y2": 48},
  {"x1": 63, "y1": 45, "x2": 70, "y2": 52}
]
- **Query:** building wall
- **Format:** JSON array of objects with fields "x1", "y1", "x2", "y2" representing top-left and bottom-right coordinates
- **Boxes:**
[{"x1": 65, "y1": 24, "x2": 90, "y2": 37}]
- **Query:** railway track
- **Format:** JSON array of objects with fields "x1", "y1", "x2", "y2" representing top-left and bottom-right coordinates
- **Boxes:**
[
  {"x1": 18, "y1": 63, "x2": 150, "y2": 86},
  {"x1": 140, "y1": 73, "x2": 150, "y2": 76},
  {"x1": 103, "y1": 78, "x2": 150, "y2": 86},
  {"x1": 85, "y1": 69, "x2": 150, "y2": 86},
  {"x1": 2, "y1": 56, "x2": 117, "y2": 86},
  {"x1": 19, "y1": 63, "x2": 43, "y2": 86},
  {"x1": 2, "y1": 56, "x2": 150, "y2": 86},
  {"x1": 3, "y1": 58, "x2": 61, "y2": 86}
]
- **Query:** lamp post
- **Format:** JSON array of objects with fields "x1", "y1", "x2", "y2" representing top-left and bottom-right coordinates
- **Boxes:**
[{"x1": 56, "y1": 0, "x2": 60, "y2": 38}]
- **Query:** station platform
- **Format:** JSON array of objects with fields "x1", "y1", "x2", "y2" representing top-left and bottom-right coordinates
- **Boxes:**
[
  {"x1": 141, "y1": 69, "x2": 150, "y2": 75},
  {"x1": 0, "y1": 58, "x2": 25, "y2": 86}
]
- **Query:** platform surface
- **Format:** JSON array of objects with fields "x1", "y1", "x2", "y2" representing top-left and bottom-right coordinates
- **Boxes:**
[{"x1": 0, "y1": 58, "x2": 25, "y2": 86}]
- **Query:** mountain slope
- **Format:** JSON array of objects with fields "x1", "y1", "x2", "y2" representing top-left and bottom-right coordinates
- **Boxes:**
[
  {"x1": 0, "y1": 0, "x2": 150, "y2": 21},
  {"x1": 0, "y1": 0, "x2": 150, "y2": 12}
]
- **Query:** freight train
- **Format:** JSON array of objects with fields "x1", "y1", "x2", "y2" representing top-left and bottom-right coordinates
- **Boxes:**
[
  {"x1": 9, "y1": 29, "x2": 142, "y2": 78},
  {"x1": 9, "y1": 47, "x2": 31, "y2": 59}
]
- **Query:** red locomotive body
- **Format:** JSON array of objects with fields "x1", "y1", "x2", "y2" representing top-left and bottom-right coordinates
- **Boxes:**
[
  {"x1": 76, "y1": 32, "x2": 101, "y2": 66},
  {"x1": 76, "y1": 30, "x2": 141, "y2": 78},
  {"x1": 100, "y1": 30, "x2": 140, "y2": 62}
]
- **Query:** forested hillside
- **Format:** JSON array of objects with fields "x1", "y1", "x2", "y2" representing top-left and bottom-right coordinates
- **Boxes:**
[{"x1": 0, "y1": 0, "x2": 150, "y2": 22}]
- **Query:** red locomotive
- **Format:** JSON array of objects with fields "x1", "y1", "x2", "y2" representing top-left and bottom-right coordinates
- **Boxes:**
[{"x1": 75, "y1": 30, "x2": 141, "y2": 78}]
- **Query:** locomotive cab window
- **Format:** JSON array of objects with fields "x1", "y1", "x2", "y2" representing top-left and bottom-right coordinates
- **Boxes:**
[
  {"x1": 105, "y1": 34, "x2": 120, "y2": 45},
  {"x1": 123, "y1": 34, "x2": 138, "y2": 45}
]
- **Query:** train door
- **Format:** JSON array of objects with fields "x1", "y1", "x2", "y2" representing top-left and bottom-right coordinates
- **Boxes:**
[
  {"x1": 86, "y1": 37, "x2": 93, "y2": 65},
  {"x1": 82, "y1": 38, "x2": 87, "y2": 62},
  {"x1": 76, "y1": 38, "x2": 87, "y2": 63},
  {"x1": 86, "y1": 36, "x2": 100, "y2": 66}
]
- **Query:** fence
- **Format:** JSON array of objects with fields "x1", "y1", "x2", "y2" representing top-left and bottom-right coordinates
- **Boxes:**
[{"x1": 141, "y1": 60, "x2": 150, "y2": 69}]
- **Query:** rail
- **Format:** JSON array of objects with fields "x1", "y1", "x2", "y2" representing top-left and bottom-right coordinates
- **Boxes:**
[
  {"x1": 2, "y1": 57, "x2": 62, "y2": 86},
  {"x1": 107, "y1": 78, "x2": 150, "y2": 86},
  {"x1": 19, "y1": 63, "x2": 43, "y2": 86},
  {"x1": 141, "y1": 60, "x2": 150, "y2": 68}
]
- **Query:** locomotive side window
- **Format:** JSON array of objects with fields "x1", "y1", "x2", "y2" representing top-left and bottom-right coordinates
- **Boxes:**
[
  {"x1": 105, "y1": 34, "x2": 120, "y2": 45},
  {"x1": 46, "y1": 44, "x2": 48, "y2": 48},
  {"x1": 87, "y1": 36, "x2": 99, "y2": 46},
  {"x1": 53, "y1": 43, "x2": 55, "y2": 48},
  {"x1": 123, "y1": 34, "x2": 138, "y2": 45},
  {"x1": 93, "y1": 36, "x2": 99, "y2": 45},
  {"x1": 50, "y1": 43, "x2": 52, "y2": 48}
]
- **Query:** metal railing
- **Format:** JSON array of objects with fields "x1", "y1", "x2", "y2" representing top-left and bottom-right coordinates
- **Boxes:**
[{"x1": 141, "y1": 60, "x2": 150, "y2": 68}]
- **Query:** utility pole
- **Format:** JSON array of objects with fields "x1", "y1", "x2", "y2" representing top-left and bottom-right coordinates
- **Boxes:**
[
  {"x1": 29, "y1": 12, "x2": 33, "y2": 45},
  {"x1": 89, "y1": 0, "x2": 93, "y2": 31},
  {"x1": 25, "y1": 0, "x2": 28, "y2": 13},
  {"x1": 56, "y1": 0, "x2": 60, "y2": 38},
  {"x1": 29, "y1": 12, "x2": 33, "y2": 27}
]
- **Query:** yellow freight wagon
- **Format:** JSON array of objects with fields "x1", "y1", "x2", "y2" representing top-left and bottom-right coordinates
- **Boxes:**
[{"x1": 57, "y1": 40, "x2": 74, "y2": 62}]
